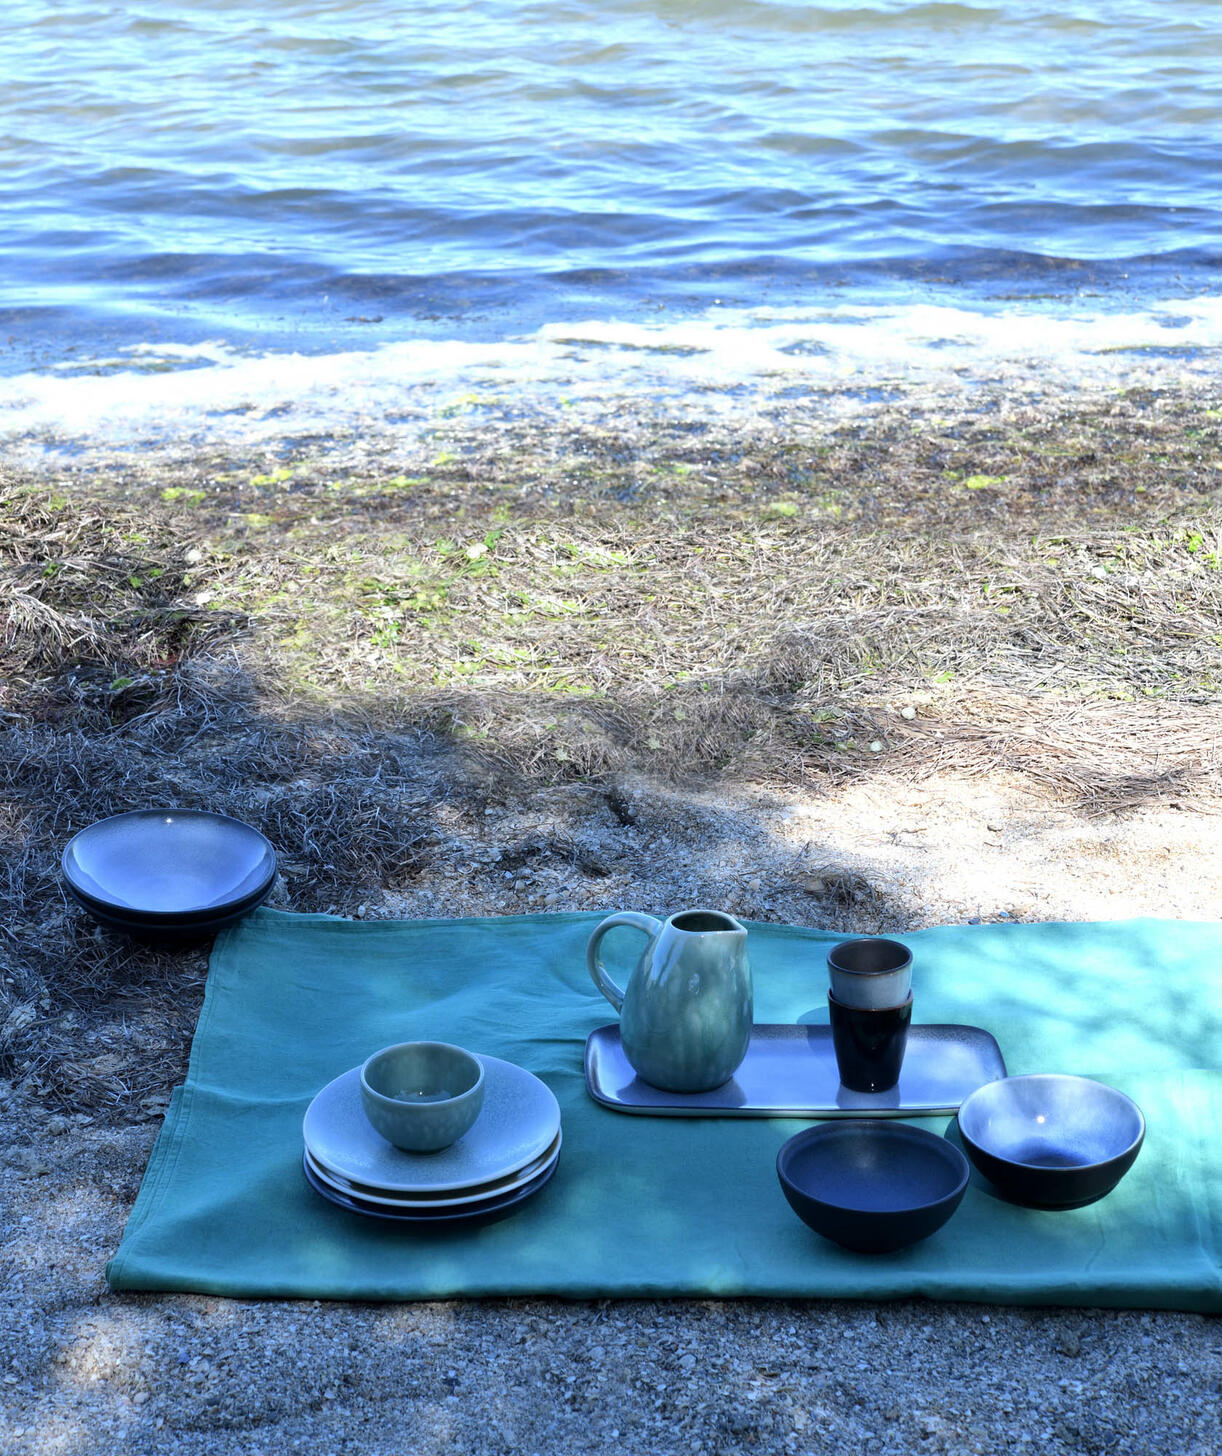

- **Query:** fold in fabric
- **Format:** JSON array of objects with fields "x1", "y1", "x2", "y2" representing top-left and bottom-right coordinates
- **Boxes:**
[{"x1": 106, "y1": 910, "x2": 1222, "y2": 1309}]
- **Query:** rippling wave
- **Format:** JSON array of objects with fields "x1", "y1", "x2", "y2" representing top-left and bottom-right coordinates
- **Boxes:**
[{"x1": 2, "y1": 0, "x2": 1220, "y2": 448}]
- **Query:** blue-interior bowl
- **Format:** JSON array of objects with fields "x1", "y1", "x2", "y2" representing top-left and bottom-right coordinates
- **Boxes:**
[
  {"x1": 777, "y1": 1120, "x2": 969, "y2": 1254},
  {"x1": 957, "y1": 1074, "x2": 1144, "y2": 1209},
  {"x1": 62, "y1": 809, "x2": 276, "y2": 919}
]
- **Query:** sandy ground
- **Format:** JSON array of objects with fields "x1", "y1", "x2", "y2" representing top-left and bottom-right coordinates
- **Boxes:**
[{"x1": 2, "y1": 768, "x2": 1219, "y2": 1456}]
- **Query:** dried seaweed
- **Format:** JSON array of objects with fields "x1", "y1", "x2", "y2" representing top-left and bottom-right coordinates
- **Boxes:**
[{"x1": 1, "y1": 386, "x2": 1219, "y2": 1116}]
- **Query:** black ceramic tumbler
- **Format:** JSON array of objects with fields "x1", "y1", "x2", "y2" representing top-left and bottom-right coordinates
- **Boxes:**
[{"x1": 828, "y1": 991, "x2": 912, "y2": 1094}]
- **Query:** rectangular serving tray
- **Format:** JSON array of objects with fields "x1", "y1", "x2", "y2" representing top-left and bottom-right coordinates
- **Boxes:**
[{"x1": 585, "y1": 1022, "x2": 1006, "y2": 1118}]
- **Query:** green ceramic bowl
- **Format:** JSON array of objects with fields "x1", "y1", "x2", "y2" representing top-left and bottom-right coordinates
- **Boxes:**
[{"x1": 360, "y1": 1042, "x2": 486, "y2": 1153}]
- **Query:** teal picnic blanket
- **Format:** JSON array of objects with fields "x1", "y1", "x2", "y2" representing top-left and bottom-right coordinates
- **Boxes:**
[{"x1": 106, "y1": 910, "x2": 1222, "y2": 1310}]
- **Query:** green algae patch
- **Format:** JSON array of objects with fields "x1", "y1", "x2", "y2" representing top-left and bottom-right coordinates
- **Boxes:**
[{"x1": 4, "y1": 384, "x2": 1221, "y2": 805}]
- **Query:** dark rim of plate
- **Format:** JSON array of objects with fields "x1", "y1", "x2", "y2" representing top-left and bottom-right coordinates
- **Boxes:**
[
  {"x1": 301, "y1": 1150, "x2": 558, "y2": 1222},
  {"x1": 64, "y1": 879, "x2": 275, "y2": 933},
  {"x1": 64, "y1": 869, "x2": 276, "y2": 922}
]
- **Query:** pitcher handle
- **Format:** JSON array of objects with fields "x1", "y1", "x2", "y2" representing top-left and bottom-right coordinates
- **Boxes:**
[{"x1": 587, "y1": 911, "x2": 663, "y2": 1012}]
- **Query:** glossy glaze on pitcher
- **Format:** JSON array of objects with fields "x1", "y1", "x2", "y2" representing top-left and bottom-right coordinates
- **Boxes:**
[{"x1": 587, "y1": 909, "x2": 752, "y2": 1093}]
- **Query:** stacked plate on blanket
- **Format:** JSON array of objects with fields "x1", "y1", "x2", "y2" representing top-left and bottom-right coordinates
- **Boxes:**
[
  {"x1": 62, "y1": 809, "x2": 276, "y2": 940},
  {"x1": 302, "y1": 1054, "x2": 562, "y2": 1227}
]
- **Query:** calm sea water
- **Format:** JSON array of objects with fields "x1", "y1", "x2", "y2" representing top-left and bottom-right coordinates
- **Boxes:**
[{"x1": 3, "y1": 0, "x2": 1221, "y2": 457}]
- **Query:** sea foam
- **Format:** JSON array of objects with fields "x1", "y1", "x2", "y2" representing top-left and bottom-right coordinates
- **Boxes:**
[{"x1": 4, "y1": 296, "x2": 1220, "y2": 467}]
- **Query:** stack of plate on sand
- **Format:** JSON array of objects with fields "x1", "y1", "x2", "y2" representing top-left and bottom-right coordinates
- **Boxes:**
[
  {"x1": 302, "y1": 1055, "x2": 562, "y2": 1227},
  {"x1": 62, "y1": 809, "x2": 277, "y2": 941}
]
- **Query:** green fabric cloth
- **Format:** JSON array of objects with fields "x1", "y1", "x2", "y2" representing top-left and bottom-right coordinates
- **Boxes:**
[{"x1": 106, "y1": 909, "x2": 1222, "y2": 1309}]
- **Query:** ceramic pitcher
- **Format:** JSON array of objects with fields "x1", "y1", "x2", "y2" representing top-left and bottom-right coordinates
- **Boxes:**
[{"x1": 587, "y1": 909, "x2": 752, "y2": 1093}]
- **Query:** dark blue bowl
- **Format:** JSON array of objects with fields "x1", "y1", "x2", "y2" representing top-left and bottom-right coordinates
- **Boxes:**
[
  {"x1": 777, "y1": 1120, "x2": 969, "y2": 1254},
  {"x1": 64, "y1": 881, "x2": 274, "y2": 941}
]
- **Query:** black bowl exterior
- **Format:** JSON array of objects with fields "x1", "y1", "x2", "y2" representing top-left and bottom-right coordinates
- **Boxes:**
[
  {"x1": 777, "y1": 1121, "x2": 969, "y2": 1254},
  {"x1": 66, "y1": 881, "x2": 273, "y2": 942},
  {"x1": 958, "y1": 1122, "x2": 1145, "y2": 1209},
  {"x1": 62, "y1": 810, "x2": 276, "y2": 918}
]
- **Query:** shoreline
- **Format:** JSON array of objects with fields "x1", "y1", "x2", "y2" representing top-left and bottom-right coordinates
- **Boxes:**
[{"x1": 3, "y1": 299, "x2": 1222, "y2": 475}]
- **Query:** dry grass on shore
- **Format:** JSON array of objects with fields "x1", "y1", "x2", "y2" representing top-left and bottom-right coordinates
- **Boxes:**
[{"x1": 2, "y1": 386, "x2": 1221, "y2": 1120}]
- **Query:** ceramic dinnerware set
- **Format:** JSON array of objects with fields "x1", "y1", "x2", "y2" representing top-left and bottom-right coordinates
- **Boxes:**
[
  {"x1": 586, "y1": 910, "x2": 1147, "y2": 1254},
  {"x1": 63, "y1": 811, "x2": 1146, "y2": 1249},
  {"x1": 62, "y1": 810, "x2": 567, "y2": 1228},
  {"x1": 302, "y1": 1047, "x2": 562, "y2": 1226}
]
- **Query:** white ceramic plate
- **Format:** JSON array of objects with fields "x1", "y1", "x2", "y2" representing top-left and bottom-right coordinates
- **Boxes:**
[
  {"x1": 303, "y1": 1055, "x2": 561, "y2": 1193},
  {"x1": 304, "y1": 1131, "x2": 562, "y2": 1208}
]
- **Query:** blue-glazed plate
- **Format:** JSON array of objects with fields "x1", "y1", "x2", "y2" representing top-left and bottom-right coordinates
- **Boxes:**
[{"x1": 62, "y1": 809, "x2": 276, "y2": 918}]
